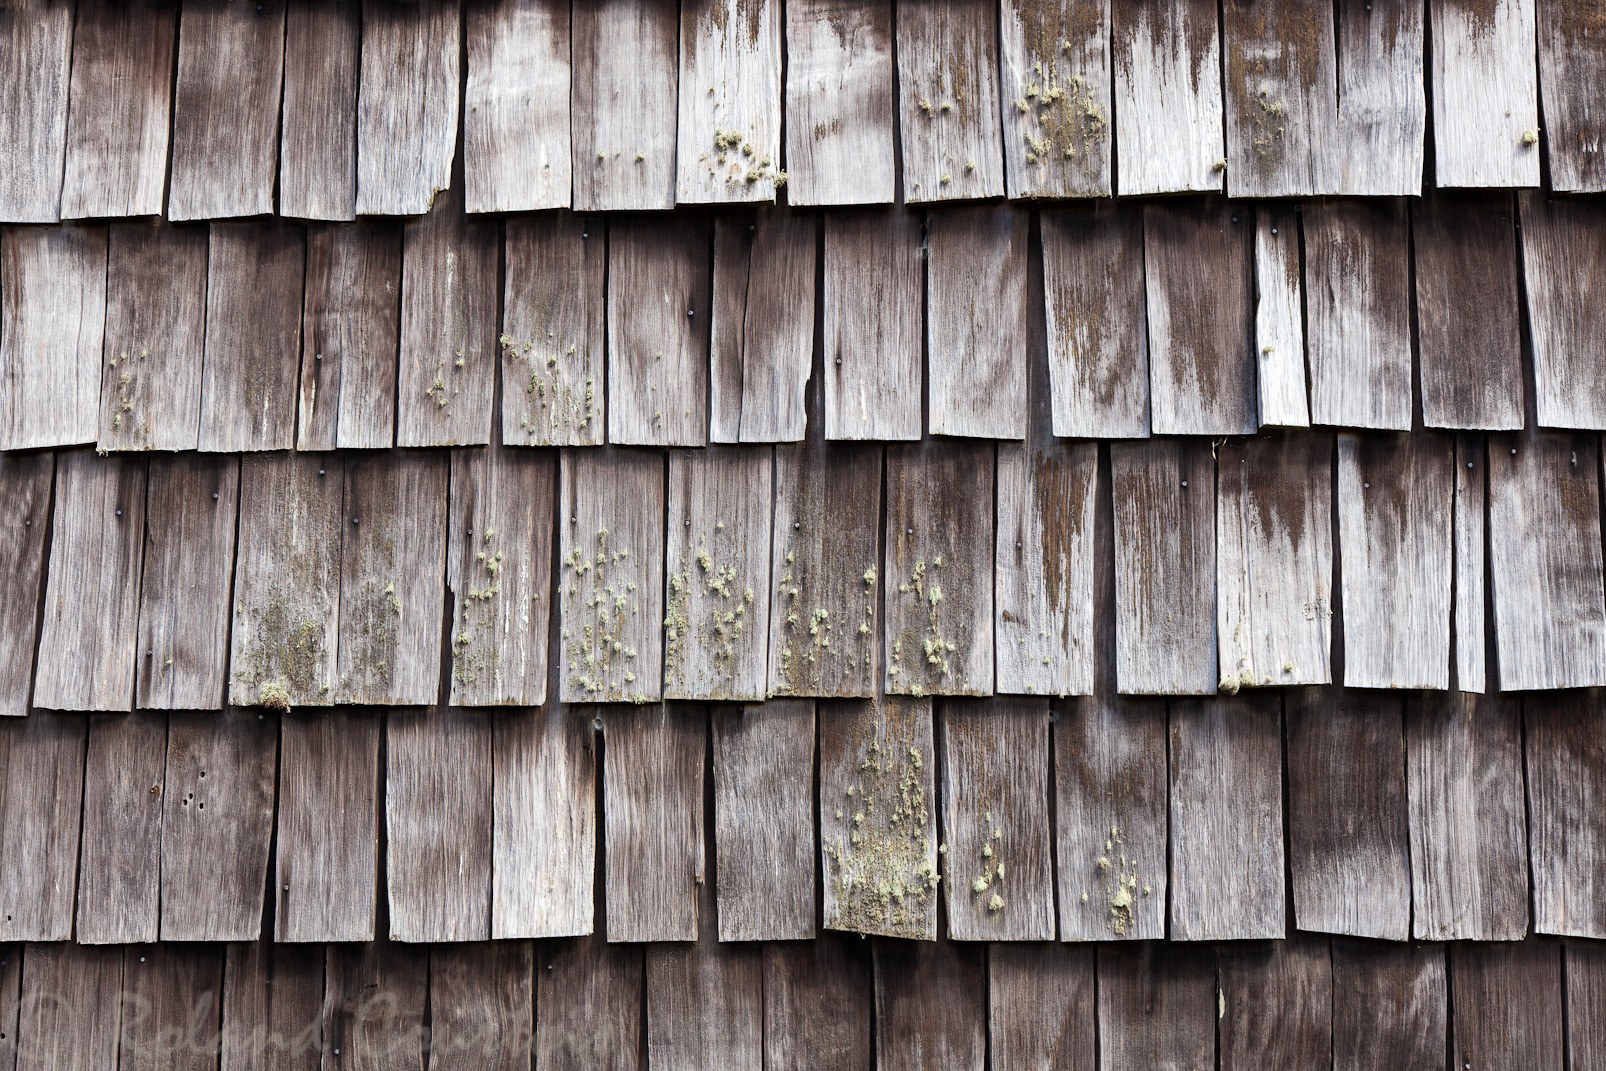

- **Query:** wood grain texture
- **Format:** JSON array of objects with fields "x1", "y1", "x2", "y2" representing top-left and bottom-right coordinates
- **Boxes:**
[
  {"x1": 1537, "y1": 0, "x2": 1606, "y2": 190},
  {"x1": 1331, "y1": 940, "x2": 1446, "y2": 1071},
  {"x1": 1337, "y1": 0, "x2": 1427, "y2": 194},
  {"x1": 0, "y1": 712, "x2": 86, "y2": 941},
  {"x1": 1287, "y1": 688, "x2": 1411, "y2": 940},
  {"x1": 428, "y1": 942, "x2": 534, "y2": 1071},
  {"x1": 537, "y1": 937, "x2": 642, "y2": 1071},
  {"x1": 939, "y1": 698, "x2": 1055, "y2": 941},
  {"x1": 1432, "y1": 0, "x2": 1541, "y2": 187},
  {"x1": 823, "y1": 209, "x2": 922, "y2": 441},
  {"x1": 1096, "y1": 943, "x2": 1215, "y2": 1071},
  {"x1": 13, "y1": 944, "x2": 121, "y2": 1071},
  {"x1": 570, "y1": 0, "x2": 678, "y2": 212},
  {"x1": 926, "y1": 205, "x2": 1028, "y2": 439},
  {"x1": 501, "y1": 213, "x2": 605, "y2": 446},
  {"x1": 465, "y1": 0, "x2": 571, "y2": 212},
  {"x1": 896, "y1": 0, "x2": 1005, "y2": 202},
  {"x1": 492, "y1": 704, "x2": 596, "y2": 938},
  {"x1": 1110, "y1": 439, "x2": 1216, "y2": 695},
  {"x1": 336, "y1": 453, "x2": 447, "y2": 705},
  {"x1": 0, "y1": 0, "x2": 72, "y2": 222},
  {"x1": 768, "y1": 440, "x2": 881, "y2": 697},
  {"x1": 275, "y1": 709, "x2": 380, "y2": 943},
  {"x1": 607, "y1": 216, "x2": 710, "y2": 446},
  {"x1": 297, "y1": 221, "x2": 402, "y2": 451},
  {"x1": 119, "y1": 939, "x2": 223, "y2": 1071},
  {"x1": 557, "y1": 448, "x2": 664, "y2": 703},
  {"x1": 1219, "y1": 937, "x2": 1333, "y2": 1071},
  {"x1": 1414, "y1": 192, "x2": 1524, "y2": 429},
  {"x1": 0, "y1": 224, "x2": 107, "y2": 451},
  {"x1": 1143, "y1": 199, "x2": 1256, "y2": 435},
  {"x1": 280, "y1": 0, "x2": 359, "y2": 221},
  {"x1": 447, "y1": 445, "x2": 554, "y2": 707},
  {"x1": 33, "y1": 451, "x2": 146, "y2": 712},
  {"x1": 60, "y1": 0, "x2": 174, "y2": 219},
  {"x1": 197, "y1": 222, "x2": 306, "y2": 453},
  {"x1": 1450, "y1": 941, "x2": 1563, "y2": 1071},
  {"x1": 783, "y1": 0, "x2": 895, "y2": 206},
  {"x1": 676, "y1": 0, "x2": 783, "y2": 204},
  {"x1": 136, "y1": 455, "x2": 238, "y2": 710},
  {"x1": 1406, "y1": 690, "x2": 1529, "y2": 940},
  {"x1": 0, "y1": 943, "x2": 18, "y2": 1071},
  {"x1": 1216, "y1": 432, "x2": 1334, "y2": 689},
  {"x1": 1518, "y1": 191, "x2": 1606, "y2": 428},
  {"x1": 873, "y1": 939, "x2": 986, "y2": 1071},
  {"x1": 1455, "y1": 433, "x2": 1488, "y2": 692},
  {"x1": 219, "y1": 941, "x2": 327, "y2": 1071},
  {"x1": 0, "y1": 454, "x2": 51, "y2": 716},
  {"x1": 97, "y1": 222, "x2": 209, "y2": 453},
  {"x1": 386, "y1": 708, "x2": 493, "y2": 943},
  {"x1": 167, "y1": 0, "x2": 284, "y2": 221},
  {"x1": 999, "y1": 0, "x2": 1112, "y2": 198},
  {"x1": 645, "y1": 890, "x2": 763, "y2": 1069},
  {"x1": 710, "y1": 211, "x2": 815, "y2": 443},
  {"x1": 664, "y1": 447, "x2": 773, "y2": 701},
  {"x1": 712, "y1": 701, "x2": 815, "y2": 940},
  {"x1": 1567, "y1": 941, "x2": 1606, "y2": 1071},
  {"x1": 75, "y1": 712, "x2": 165, "y2": 944},
  {"x1": 1304, "y1": 197, "x2": 1412, "y2": 429},
  {"x1": 355, "y1": 0, "x2": 460, "y2": 216},
  {"x1": 321, "y1": 941, "x2": 427, "y2": 1071},
  {"x1": 764, "y1": 938, "x2": 871, "y2": 1070},
  {"x1": 884, "y1": 440, "x2": 994, "y2": 696},
  {"x1": 1523, "y1": 693, "x2": 1606, "y2": 937},
  {"x1": 988, "y1": 943, "x2": 1094, "y2": 1071},
  {"x1": 819, "y1": 697, "x2": 938, "y2": 939},
  {"x1": 1253, "y1": 206, "x2": 1309, "y2": 427},
  {"x1": 1223, "y1": 0, "x2": 1340, "y2": 196},
  {"x1": 1112, "y1": 0, "x2": 1224, "y2": 194},
  {"x1": 1337, "y1": 431, "x2": 1454, "y2": 689},
  {"x1": 228, "y1": 454, "x2": 344, "y2": 710},
  {"x1": 603, "y1": 703, "x2": 705, "y2": 943}
]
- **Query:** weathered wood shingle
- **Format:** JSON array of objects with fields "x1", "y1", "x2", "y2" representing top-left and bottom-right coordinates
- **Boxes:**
[
  {"x1": 0, "y1": 1, "x2": 72, "y2": 223},
  {"x1": 1431, "y1": 0, "x2": 1540, "y2": 188},
  {"x1": 676, "y1": 0, "x2": 783, "y2": 204},
  {"x1": 0, "y1": 454, "x2": 52, "y2": 717},
  {"x1": 279, "y1": 0, "x2": 359, "y2": 221},
  {"x1": 1337, "y1": 0, "x2": 1427, "y2": 195},
  {"x1": 1518, "y1": 191, "x2": 1606, "y2": 430},
  {"x1": 823, "y1": 209, "x2": 923, "y2": 442},
  {"x1": 1222, "y1": 0, "x2": 1340, "y2": 197},
  {"x1": 356, "y1": 0, "x2": 461, "y2": 216},
  {"x1": 1113, "y1": 0, "x2": 1224, "y2": 195},
  {"x1": 998, "y1": 0, "x2": 1113, "y2": 199},
  {"x1": 782, "y1": 0, "x2": 895, "y2": 206},
  {"x1": 465, "y1": 0, "x2": 572, "y2": 213},
  {"x1": 897, "y1": 0, "x2": 1005, "y2": 202},
  {"x1": 571, "y1": 0, "x2": 678, "y2": 212}
]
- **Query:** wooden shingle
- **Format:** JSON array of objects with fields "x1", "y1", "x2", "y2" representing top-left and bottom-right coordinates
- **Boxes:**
[
  {"x1": 782, "y1": 0, "x2": 896, "y2": 207},
  {"x1": 896, "y1": 0, "x2": 1005, "y2": 203},
  {"x1": 998, "y1": 0, "x2": 1112, "y2": 199},
  {"x1": 988, "y1": 943, "x2": 1095, "y2": 1071},
  {"x1": 0, "y1": 712, "x2": 87, "y2": 941},
  {"x1": 1112, "y1": 0, "x2": 1224, "y2": 195},
  {"x1": 537, "y1": 936, "x2": 643, "y2": 1070},
  {"x1": 1537, "y1": 0, "x2": 1606, "y2": 191},
  {"x1": 0, "y1": 453, "x2": 52, "y2": 716},
  {"x1": 1450, "y1": 941, "x2": 1564, "y2": 1071},
  {"x1": 1219, "y1": 937, "x2": 1333, "y2": 1071},
  {"x1": 647, "y1": 924, "x2": 764, "y2": 1071},
  {"x1": 873, "y1": 939, "x2": 987, "y2": 1071},
  {"x1": 14, "y1": 944, "x2": 121, "y2": 1071},
  {"x1": 1523, "y1": 693, "x2": 1606, "y2": 938},
  {"x1": 1455, "y1": 433, "x2": 1488, "y2": 691},
  {"x1": 1097, "y1": 943, "x2": 1215, "y2": 1071},
  {"x1": 1331, "y1": 940, "x2": 1446, "y2": 1071},
  {"x1": 279, "y1": 0, "x2": 360, "y2": 221},
  {"x1": 1431, "y1": 0, "x2": 1541, "y2": 188},
  {"x1": 0, "y1": 945, "x2": 16, "y2": 1071},
  {"x1": 1253, "y1": 206, "x2": 1309, "y2": 428},
  {"x1": 322, "y1": 941, "x2": 427, "y2": 1069},
  {"x1": 222, "y1": 942, "x2": 326, "y2": 1071},
  {"x1": 1518, "y1": 191, "x2": 1606, "y2": 429},
  {"x1": 465, "y1": 0, "x2": 571, "y2": 213},
  {"x1": 355, "y1": 0, "x2": 460, "y2": 216},
  {"x1": 676, "y1": 0, "x2": 783, "y2": 204},
  {"x1": 0, "y1": 1, "x2": 72, "y2": 223},
  {"x1": 1222, "y1": 0, "x2": 1340, "y2": 197},
  {"x1": 571, "y1": 0, "x2": 678, "y2": 212},
  {"x1": 122, "y1": 946, "x2": 225, "y2": 1066},
  {"x1": 823, "y1": 209, "x2": 923, "y2": 442},
  {"x1": 75, "y1": 712, "x2": 165, "y2": 944},
  {"x1": 764, "y1": 937, "x2": 872, "y2": 1071},
  {"x1": 428, "y1": 942, "x2": 535, "y2": 1070},
  {"x1": 1336, "y1": 0, "x2": 1427, "y2": 195},
  {"x1": 1568, "y1": 942, "x2": 1606, "y2": 1069}
]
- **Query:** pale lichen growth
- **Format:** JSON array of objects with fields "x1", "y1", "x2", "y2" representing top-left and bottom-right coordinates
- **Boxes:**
[
  {"x1": 564, "y1": 528, "x2": 647, "y2": 701},
  {"x1": 452, "y1": 528, "x2": 508, "y2": 689}
]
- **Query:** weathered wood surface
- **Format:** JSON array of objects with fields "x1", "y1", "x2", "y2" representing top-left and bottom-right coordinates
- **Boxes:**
[
  {"x1": 1406, "y1": 690, "x2": 1529, "y2": 940},
  {"x1": 136, "y1": 455, "x2": 238, "y2": 710},
  {"x1": 1040, "y1": 203, "x2": 1149, "y2": 439},
  {"x1": 1337, "y1": 0, "x2": 1427, "y2": 194},
  {"x1": 1568, "y1": 941, "x2": 1606, "y2": 1071},
  {"x1": 0, "y1": 1, "x2": 73, "y2": 222},
  {"x1": 355, "y1": 0, "x2": 460, "y2": 216},
  {"x1": 297, "y1": 221, "x2": 402, "y2": 451},
  {"x1": 0, "y1": 454, "x2": 52, "y2": 716},
  {"x1": 1112, "y1": 0, "x2": 1223, "y2": 195},
  {"x1": 783, "y1": 0, "x2": 895, "y2": 206},
  {"x1": 607, "y1": 217, "x2": 710, "y2": 447},
  {"x1": 676, "y1": 0, "x2": 783, "y2": 204},
  {"x1": 167, "y1": 0, "x2": 284, "y2": 221},
  {"x1": 1287, "y1": 688, "x2": 1411, "y2": 940},
  {"x1": 121, "y1": 948, "x2": 229, "y2": 1071},
  {"x1": 1222, "y1": 0, "x2": 1339, "y2": 196},
  {"x1": 1450, "y1": 941, "x2": 1563, "y2": 1071},
  {"x1": 764, "y1": 937, "x2": 872, "y2": 1071},
  {"x1": 823, "y1": 209, "x2": 923, "y2": 441},
  {"x1": 448, "y1": 446, "x2": 554, "y2": 707},
  {"x1": 1217, "y1": 433, "x2": 1333, "y2": 689},
  {"x1": 1337, "y1": 431, "x2": 1454, "y2": 690},
  {"x1": 769, "y1": 440, "x2": 881, "y2": 697},
  {"x1": 336, "y1": 453, "x2": 447, "y2": 705},
  {"x1": 219, "y1": 941, "x2": 326, "y2": 1071},
  {"x1": 228, "y1": 454, "x2": 343, "y2": 710},
  {"x1": 1524, "y1": 693, "x2": 1606, "y2": 937},
  {"x1": 713, "y1": 701, "x2": 815, "y2": 940},
  {"x1": 998, "y1": 0, "x2": 1112, "y2": 199},
  {"x1": 1253, "y1": 206, "x2": 1308, "y2": 428},
  {"x1": 884, "y1": 440, "x2": 994, "y2": 696},
  {"x1": 1455, "y1": 433, "x2": 1487, "y2": 692},
  {"x1": 60, "y1": 0, "x2": 174, "y2": 219},
  {"x1": 939, "y1": 698, "x2": 1054, "y2": 941},
  {"x1": 492, "y1": 704, "x2": 596, "y2": 938},
  {"x1": 1110, "y1": 439, "x2": 1216, "y2": 695},
  {"x1": 322, "y1": 941, "x2": 427, "y2": 1071},
  {"x1": 570, "y1": 0, "x2": 678, "y2": 212},
  {"x1": 75, "y1": 712, "x2": 165, "y2": 944},
  {"x1": 557, "y1": 448, "x2": 664, "y2": 703},
  {"x1": 1169, "y1": 695, "x2": 1286, "y2": 940},
  {"x1": 926, "y1": 205, "x2": 1028, "y2": 440},
  {"x1": 603, "y1": 703, "x2": 705, "y2": 943},
  {"x1": 0, "y1": 943, "x2": 18, "y2": 1071},
  {"x1": 1331, "y1": 940, "x2": 1446, "y2": 1071},
  {"x1": 279, "y1": 0, "x2": 359, "y2": 221},
  {"x1": 988, "y1": 943, "x2": 1094, "y2": 1071},
  {"x1": 33, "y1": 451, "x2": 146, "y2": 712},
  {"x1": 428, "y1": 942, "x2": 534, "y2": 1071},
  {"x1": 1519, "y1": 191, "x2": 1606, "y2": 428},
  {"x1": 14, "y1": 944, "x2": 122, "y2": 1071},
  {"x1": 1538, "y1": 0, "x2": 1606, "y2": 190},
  {"x1": 1218, "y1": 937, "x2": 1333, "y2": 1071},
  {"x1": 0, "y1": 224, "x2": 106, "y2": 451},
  {"x1": 197, "y1": 222, "x2": 306, "y2": 453},
  {"x1": 466, "y1": 0, "x2": 571, "y2": 213},
  {"x1": 97, "y1": 222, "x2": 209, "y2": 453},
  {"x1": 502, "y1": 213, "x2": 605, "y2": 446},
  {"x1": 275, "y1": 709, "x2": 379, "y2": 943},
  {"x1": 897, "y1": 0, "x2": 1004, "y2": 202},
  {"x1": 1143, "y1": 199, "x2": 1256, "y2": 436},
  {"x1": 1414, "y1": 192, "x2": 1524, "y2": 429},
  {"x1": 710, "y1": 211, "x2": 815, "y2": 443},
  {"x1": 1096, "y1": 943, "x2": 1216, "y2": 1071},
  {"x1": 645, "y1": 892, "x2": 764, "y2": 1070},
  {"x1": 1432, "y1": 0, "x2": 1541, "y2": 188},
  {"x1": 819, "y1": 697, "x2": 938, "y2": 939},
  {"x1": 537, "y1": 936, "x2": 643, "y2": 1071},
  {"x1": 0, "y1": 713, "x2": 86, "y2": 941},
  {"x1": 1304, "y1": 197, "x2": 1413, "y2": 429},
  {"x1": 873, "y1": 939, "x2": 987, "y2": 1071},
  {"x1": 386, "y1": 709, "x2": 493, "y2": 943}
]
